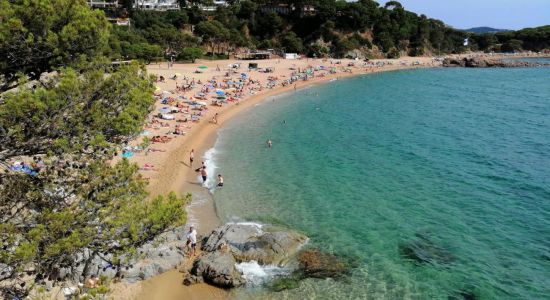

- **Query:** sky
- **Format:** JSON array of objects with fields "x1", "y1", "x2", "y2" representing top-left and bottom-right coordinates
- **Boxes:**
[{"x1": 376, "y1": 0, "x2": 550, "y2": 30}]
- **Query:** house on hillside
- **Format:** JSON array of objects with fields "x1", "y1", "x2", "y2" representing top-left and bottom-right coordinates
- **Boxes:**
[
  {"x1": 259, "y1": 1, "x2": 316, "y2": 16},
  {"x1": 184, "y1": 0, "x2": 228, "y2": 11},
  {"x1": 133, "y1": 0, "x2": 179, "y2": 11},
  {"x1": 87, "y1": 0, "x2": 119, "y2": 9}
]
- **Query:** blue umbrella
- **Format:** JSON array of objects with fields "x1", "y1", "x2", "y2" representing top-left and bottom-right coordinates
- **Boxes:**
[
  {"x1": 227, "y1": 81, "x2": 234, "y2": 85},
  {"x1": 241, "y1": 73, "x2": 247, "y2": 77},
  {"x1": 216, "y1": 90, "x2": 225, "y2": 95}
]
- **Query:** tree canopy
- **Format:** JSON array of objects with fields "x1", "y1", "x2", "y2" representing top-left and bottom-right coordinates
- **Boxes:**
[
  {"x1": 0, "y1": 0, "x2": 111, "y2": 91},
  {"x1": 0, "y1": 2, "x2": 189, "y2": 298}
]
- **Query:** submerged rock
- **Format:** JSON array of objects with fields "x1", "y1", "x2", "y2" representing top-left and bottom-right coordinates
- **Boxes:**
[
  {"x1": 267, "y1": 275, "x2": 301, "y2": 292},
  {"x1": 296, "y1": 249, "x2": 350, "y2": 279},
  {"x1": 399, "y1": 233, "x2": 454, "y2": 265},
  {"x1": 448, "y1": 290, "x2": 478, "y2": 300}
]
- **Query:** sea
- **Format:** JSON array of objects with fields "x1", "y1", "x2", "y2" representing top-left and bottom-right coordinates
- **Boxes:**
[{"x1": 202, "y1": 62, "x2": 550, "y2": 299}]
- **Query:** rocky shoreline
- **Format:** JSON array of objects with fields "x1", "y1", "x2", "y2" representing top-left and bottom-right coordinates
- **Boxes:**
[
  {"x1": 30, "y1": 223, "x2": 353, "y2": 295},
  {"x1": 442, "y1": 57, "x2": 549, "y2": 68},
  {"x1": 181, "y1": 223, "x2": 351, "y2": 290}
]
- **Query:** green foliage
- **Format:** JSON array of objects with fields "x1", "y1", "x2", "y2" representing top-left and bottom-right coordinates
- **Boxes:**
[
  {"x1": 501, "y1": 39, "x2": 523, "y2": 53},
  {"x1": 195, "y1": 20, "x2": 231, "y2": 55},
  {"x1": 278, "y1": 32, "x2": 304, "y2": 54},
  {"x1": 307, "y1": 43, "x2": 329, "y2": 58},
  {"x1": 386, "y1": 47, "x2": 401, "y2": 58},
  {"x1": 179, "y1": 47, "x2": 204, "y2": 62},
  {"x1": 0, "y1": 62, "x2": 155, "y2": 159},
  {"x1": 0, "y1": 0, "x2": 111, "y2": 91},
  {"x1": 0, "y1": 157, "x2": 190, "y2": 295},
  {"x1": 0, "y1": 3, "x2": 189, "y2": 298}
]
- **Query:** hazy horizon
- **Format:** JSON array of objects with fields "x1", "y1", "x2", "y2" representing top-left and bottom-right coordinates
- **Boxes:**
[{"x1": 376, "y1": 0, "x2": 550, "y2": 30}]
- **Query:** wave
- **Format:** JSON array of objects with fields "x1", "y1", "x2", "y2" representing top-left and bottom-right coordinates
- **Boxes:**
[
  {"x1": 201, "y1": 146, "x2": 219, "y2": 192},
  {"x1": 235, "y1": 261, "x2": 290, "y2": 286}
]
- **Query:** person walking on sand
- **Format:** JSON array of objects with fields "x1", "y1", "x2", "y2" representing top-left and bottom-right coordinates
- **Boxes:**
[
  {"x1": 217, "y1": 174, "x2": 224, "y2": 187},
  {"x1": 200, "y1": 167, "x2": 207, "y2": 183},
  {"x1": 189, "y1": 149, "x2": 194, "y2": 167},
  {"x1": 267, "y1": 139, "x2": 272, "y2": 148},
  {"x1": 186, "y1": 226, "x2": 198, "y2": 256}
]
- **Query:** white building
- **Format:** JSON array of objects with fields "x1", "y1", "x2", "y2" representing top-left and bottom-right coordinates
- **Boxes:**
[
  {"x1": 199, "y1": 0, "x2": 229, "y2": 11},
  {"x1": 134, "y1": 0, "x2": 179, "y2": 11},
  {"x1": 87, "y1": 0, "x2": 119, "y2": 9}
]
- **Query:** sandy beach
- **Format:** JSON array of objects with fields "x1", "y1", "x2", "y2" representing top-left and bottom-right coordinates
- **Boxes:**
[{"x1": 108, "y1": 52, "x2": 546, "y2": 299}]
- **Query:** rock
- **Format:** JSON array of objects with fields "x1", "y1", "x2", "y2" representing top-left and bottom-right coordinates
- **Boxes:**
[
  {"x1": 267, "y1": 275, "x2": 301, "y2": 292},
  {"x1": 0, "y1": 264, "x2": 13, "y2": 280},
  {"x1": 399, "y1": 233, "x2": 454, "y2": 265},
  {"x1": 448, "y1": 290, "x2": 478, "y2": 300},
  {"x1": 442, "y1": 57, "x2": 548, "y2": 68},
  {"x1": 191, "y1": 252, "x2": 245, "y2": 288},
  {"x1": 297, "y1": 249, "x2": 350, "y2": 279},
  {"x1": 182, "y1": 271, "x2": 204, "y2": 286},
  {"x1": 201, "y1": 224, "x2": 308, "y2": 265}
]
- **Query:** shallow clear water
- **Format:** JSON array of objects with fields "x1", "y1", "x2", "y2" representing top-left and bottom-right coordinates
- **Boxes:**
[{"x1": 208, "y1": 67, "x2": 550, "y2": 299}]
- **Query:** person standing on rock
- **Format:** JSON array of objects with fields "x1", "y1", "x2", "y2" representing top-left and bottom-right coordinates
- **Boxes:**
[{"x1": 186, "y1": 226, "x2": 198, "y2": 256}]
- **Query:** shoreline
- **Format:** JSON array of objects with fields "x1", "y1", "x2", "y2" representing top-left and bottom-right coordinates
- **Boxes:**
[{"x1": 111, "y1": 53, "x2": 548, "y2": 299}]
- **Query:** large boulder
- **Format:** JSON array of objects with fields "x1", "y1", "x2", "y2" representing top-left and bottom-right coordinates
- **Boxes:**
[
  {"x1": 202, "y1": 224, "x2": 308, "y2": 265},
  {"x1": 297, "y1": 249, "x2": 350, "y2": 279},
  {"x1": 191, "y1": 252, "x2": 245, "y2": 288}
]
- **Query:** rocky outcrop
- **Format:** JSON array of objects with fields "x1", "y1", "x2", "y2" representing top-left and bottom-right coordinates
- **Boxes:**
[
  {"x1": 190, "y1": 252, "x2": 245, "y2": 288},
  {"x1": 296, "y1": 249, "x2": 350, "y2": 279},
  {"x1": 202, "y1": 223, "x2": 308, "y2": 265},
  {"x1": 44, "y1": 226, "x2": 188, "y2": 286},
  {"x1": 185, "y1": 223, "x2": 308, "y2": 288},
  {"x1": 442, "y1": 57, "x2": 548, "y2": 68}
]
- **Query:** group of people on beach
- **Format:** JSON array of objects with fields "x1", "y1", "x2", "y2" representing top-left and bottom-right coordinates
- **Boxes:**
[{"x1": 189, "y1": 149, "x2": 224, "y2": 187}]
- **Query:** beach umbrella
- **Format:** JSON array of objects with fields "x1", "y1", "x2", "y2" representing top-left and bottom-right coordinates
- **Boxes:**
[
  {"x1": 227, "y1": 80, "x2": 234, "y2": 85},
  {"x1": 198, "y1": 66, "x2": 208, "y2": 69},
  {"x1": 196, "y1": 101, "x2": 207, "y2": 106},
  {"x1": 159, "y1": 107, "x2": 170, "y2": 114},
  {"x1": 241, "y1": 73, "x2": 247, "y2": 77},
  {"x1": 215, "y1": 90, "x2": 225, "y2": 95}
]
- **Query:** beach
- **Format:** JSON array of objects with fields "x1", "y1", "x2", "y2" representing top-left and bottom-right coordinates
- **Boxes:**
[{"x1": 109, "y1": 53, "x2": 546, "y2": 299}]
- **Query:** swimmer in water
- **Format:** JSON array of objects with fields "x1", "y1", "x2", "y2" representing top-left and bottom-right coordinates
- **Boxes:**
[
  {"x1": 217, "y1": 174, "x2": 224, "y2": 187},
  {"x1": 267, "y1": 139, "x2": 272, "y2": 148}
]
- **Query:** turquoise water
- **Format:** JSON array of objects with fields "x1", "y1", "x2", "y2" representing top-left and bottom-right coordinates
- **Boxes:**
[{"x1": 209, "y1": 67, "x2": 550, "y2": 299}]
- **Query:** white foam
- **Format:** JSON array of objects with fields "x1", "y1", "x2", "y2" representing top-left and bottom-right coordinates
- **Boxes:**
[
  {"x1": 201, "y1": 146, "x2": 219, "y2": 191},
  {"x1": 226, "y1": 221, "x2": 265, "y2": 234},
  {"x1": 235, "y1": 261, "x2": 289, "y2": 286}
]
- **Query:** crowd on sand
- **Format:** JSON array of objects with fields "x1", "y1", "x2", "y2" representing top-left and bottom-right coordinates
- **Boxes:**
[{"x1": 118, "y1": 57, "x2": 440, "y2": 188}]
